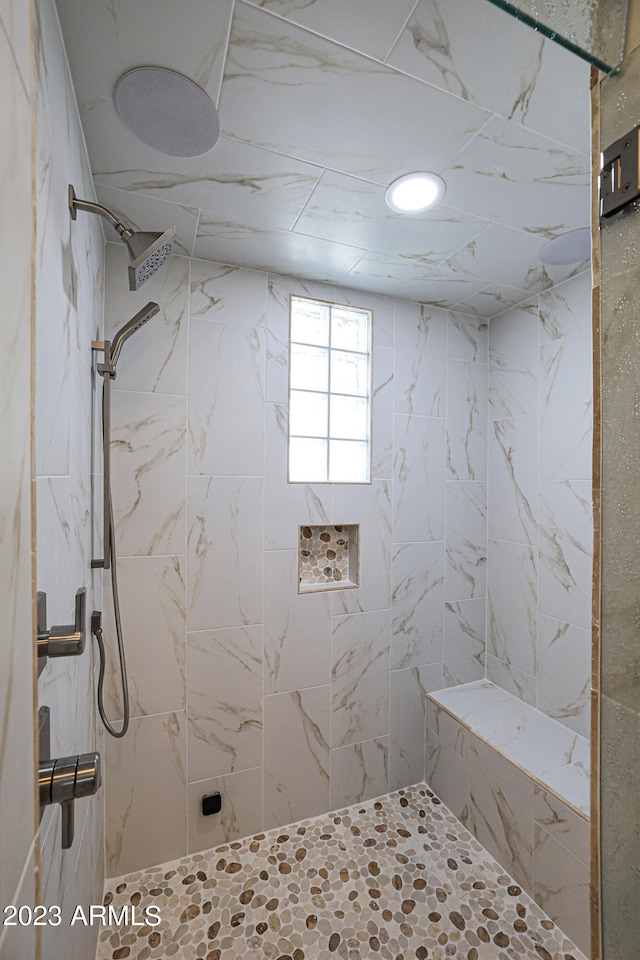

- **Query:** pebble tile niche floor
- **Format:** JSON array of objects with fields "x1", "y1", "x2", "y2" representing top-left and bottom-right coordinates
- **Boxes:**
[{"x1": 96, "y1": 784, "x2": 586, "y2": 960}]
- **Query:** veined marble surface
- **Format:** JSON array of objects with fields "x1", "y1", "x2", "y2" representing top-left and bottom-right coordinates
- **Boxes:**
[{"x1": 55, "y1": 0, "x2": 590, "y2": 311}]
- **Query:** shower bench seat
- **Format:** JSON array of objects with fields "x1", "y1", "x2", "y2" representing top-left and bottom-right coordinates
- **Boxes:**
[{"x1": 425, "y1": 679, "x2": 591, "y2": 956}]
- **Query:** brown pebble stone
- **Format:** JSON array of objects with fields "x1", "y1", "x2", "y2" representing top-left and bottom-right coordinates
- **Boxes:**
[
  {"x1": 293, "y1": 952, "x2": 304, "y2": 960},
  {"x1": 447, "y1": 858, "x2": 458, "y2": 870},
  {"x1": 401, "y1": 900, "x2": 415, "y2": 915},
  {"x1": 535, "y1": 948, "x2": 553, "y2": 960},
  {"x1": 450, "y1": 911, "x2": 465, "y2": 930},
  {"x1": 230, "y1": 912, "x2": 245, "y2": 927},
  {"x1": 514, "y1": 919, "x2": 527, "y2": 933},
  {"x1": 508, "y1": 885, "x2": 521, "y2": 896},
  {"x1": 413, "y1": 878, "x2": 427, "y2": 890},
  {"x1": 482, "y1": 908, "x2": 498, "y2": 920},
  {"x1": 207, "y1": 921, "x2": 220, "y2": 940},
  {"x1": 516, "y1": 903, "x2": 526, "y2": 918},
  {"x1": 113, "y1": 950, "x2": 130, "y2": 960},
  {"x1": 392, "y1": 875, "x2": 402, "y2": 890},
  {"x1": 180, "y1": 904, "x2": 200, "y2": 923},
  {"x1": 104, "y1": 892, "x2": 114, "y2": 906},
  {"x1": 256, "y1": 923, "x2": 268, "y2": 935},
  {"x1": 328, "y1": 932, "x2": 340, "y2": 951},
  {"x1": 477, "y1": 927, "x2": 490, "y2": 943},
  {"x1": 279, "y1": 863, "x2": 292, "y2": 874},
  {"x1": 428, "y1": 912, "x2": 441, "y2": 922},
  {"x1": 197, "y1": 870, "x2": 207, "y2": 881},
  {"x1": 467, "y1": 950, "x2": 478, "y2": 960},
  {"x1": 206, "y1": 952, "x2": 221, "y2": 960},
  {"x1": 130, "y1": 892, "x2": 141, "y2": 906},
  {"x1": 541, "y1": 920, "x2": 554, "y2": 930},
  {"x1": 239, "y1": 889, "x2": 254, "y2": 905},
  {"x1": 415, "y1": 949, "x2": 428, "y2": 960},
  {"x1": 260, "y1": 870, "x2": 269, "y2": 880},
  {"x1": 266, "y1": 898, "x2": 278, "y2": 911},
  {"x1": 369, "y1": 862, "x2": 380, "y2": 875},
  {"x1": 494, "y1": 932, "x2": 509, "y2": 947},
  {"x1": 436, "y1": 887, "x2": 447, "y2": 902},
  {"x1": 320, "y1": 532, "x2": 331, "y2": 541},
  {"x1": 438, "y1": 932, "x2": 448, "y2": 945},
  {"x1": 370, "y1": 936, "x2": 380, "y2": 950},
  {"x1": 306, "y1": 915, "x2": 317, "y2": 930}
]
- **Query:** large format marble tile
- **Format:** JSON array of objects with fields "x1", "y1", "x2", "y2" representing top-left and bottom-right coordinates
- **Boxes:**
[
  {"x1": 393, "y1": 415, "x2": 445, "y2": 542},
  {"x1": 444, "y1": 481, "x2": 487, "y2": 601},
  {"x1": 371, "y1": 346, "x2": 393, "y2": 479},
  {"x1": 539, "y1": 331, "x2": 592, "y2": 480},
  {"x1": 424, "y1": 729, "x2": 469, "y2": 823},
  {"x1": 331, "y1": 610, "x2": 390, "y2": 748},
  {"x1": 331, "y1": 479, "x2": 392, "y2": 616},
  {"x1": 539, "y1": 270, "x2": 591, "y2": 343},
  {"x1": 264, "y1": 402, "x2": 331, "y2": 550},
  {"x1": 389, "y1": 664, "x2": 443, "y2": 791},
  {"x1": 455, "y1": 281, "x2": 533, "y2": 319},
  {"x1": 544, "y1": 761, "x2": 590, "y2": 819},
  {"x1": 187, "y1": 767, "x2": 263, "y2": 855},
  {"x1": 443, "y1": 598, "x2": 486, "y2": 687},
  {"x1": 488, "y1": 416, "x2": 538, "y2": 545},
  {"x1": 188, "y1": 317, "x2": 265, "y2": 476},
  {"x1": 110, "y1": 391, "x2": 187, "y2": 557},
  {"x1": 105, "y1": 245, "x2": 190, "y2": 395},
  {"x1": 329, "y1": 737, "x2": 389, "y2": 809},
  {"x1": 533, "y1": 785, "x2": 590, "y2": 863},
  {"x1": 386, "y1": 0, "x2": 590, "y2": 153},
  {"x1": 98, "y1": 136, "x2": 323, "y2": 234},
  {"x1": 243, "y1": 0, "x2": 416, "y2": 61},
  {"x1": 394, "y1": 301, "x2": 447, "y2": 417},
  {"x1": 103, "y1": 555, "x2": 186, "y2": 721},
  {"x1": 190, "y1": 259, "x2": 267, "y2": 325},
  {"x1": 467, "y1": 735, "x2": 534, "y2": 894},
  {"x1": 536, "y1": 615, "x2": 590, "y2": 739},
  {"x1": 187, "y1": 625, "x2": 263, "y2": 782},
  {"x1": 441, "y1": 116, "x2": 589, "y2": 235},
  {"x1": 105, "y1": 711, "x2": 187, "y2": 877},
  {"x1": 489, "y1": 300, "x2": 539, "y2": 420},
  {"x1": 538, "y1": 480, "x2": 592, "y2": 630},
  {"x1": 187, "y1": 476, "x2": 263, "y2": 631},
  {"x1": 296, "y1": 170, "x2": 486, "y2": 267},
  {"x1": 448, "y1": 311, "x2": 488, "y2": 364},
  {"x1": 446, "y1": 359, "x2": 487, "y2": 481},
  {"x1": 263, "y1": 687, "x2": 330, "y2": 829},
  {"x1": 390, "y1": 541, "x2": 444, "y2": 670},
  {"x1": 533, "y1": 824, "x2": 590, "y2": 955},
  {"x1": 220, "y1": 3, "x2": 490, "y2": 184},
  {"x1": 486, "y1": 654, "x2": 537, "y2": 708},
  {"x1": 264, "y1": 549, "x2": 331, "y2": 695},
  {"x1": 487, "y1": 539, "x2": 537, "y2": 677}
]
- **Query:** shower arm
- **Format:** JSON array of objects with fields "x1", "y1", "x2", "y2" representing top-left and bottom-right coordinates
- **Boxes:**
[{"x1": 68, "y1": 186, "x2": 134, "y2": 240}]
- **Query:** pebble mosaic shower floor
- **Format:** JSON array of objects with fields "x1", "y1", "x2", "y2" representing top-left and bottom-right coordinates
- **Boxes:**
[{"x1": 96, "y1": 783, "x2": 587, "y2": 960}]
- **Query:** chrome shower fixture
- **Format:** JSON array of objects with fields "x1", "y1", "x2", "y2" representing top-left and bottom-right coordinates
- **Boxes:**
[
  {"x1": 68, "y1": 185, "x2": 175, "y2": 290},
  {"x1": 109, "y1": 302, "x2": 161, "y2": 369}
]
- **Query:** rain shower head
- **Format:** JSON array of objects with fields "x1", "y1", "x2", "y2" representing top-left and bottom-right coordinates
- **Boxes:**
[
  {"x1": 68, "y1": 185, "x2": 176, "y2": 290},
  {"x1": 110, "y1": 302, "x2": 160, "y2": 369}
]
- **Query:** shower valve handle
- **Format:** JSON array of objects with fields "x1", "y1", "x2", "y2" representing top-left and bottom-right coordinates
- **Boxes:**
[
  {"x1": 37, "y1": 587, "x2": 86, "y2": 663},
  {"x1": 39, "y1": 751, "x2": 101, "y2": 849}
]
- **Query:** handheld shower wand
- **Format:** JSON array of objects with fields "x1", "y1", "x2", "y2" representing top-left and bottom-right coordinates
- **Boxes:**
[
  {"x1": 91, "y1": 302, "x2": 161, "y2": 739},
  {"x1": 69, "y1": 185, "x2": 175, "y2": 290}
]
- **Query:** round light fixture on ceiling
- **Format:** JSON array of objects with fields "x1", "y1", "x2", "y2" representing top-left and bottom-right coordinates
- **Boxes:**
[
  {"x1": 115, "y1": 66, "x2": 220, "y2": 157},
  {"x1": 385, "y1": 172, "x2": 446, "y2": 213},
  {"x1": 539, "y1": 227, "x2": 591, "y2": 265}
]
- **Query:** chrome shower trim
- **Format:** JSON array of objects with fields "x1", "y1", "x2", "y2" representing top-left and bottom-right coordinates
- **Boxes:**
[{"x1": 68, "y1": 184, "x2": 132, "y2": 237}]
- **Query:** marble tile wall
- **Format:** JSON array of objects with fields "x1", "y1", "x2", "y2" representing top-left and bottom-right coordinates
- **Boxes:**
[
  {"x1": 0, "y1": 2, "x2": 37, "y2": 959},
  {"x1": 33, "y1": 1, "x2": 105, "y2": 958},
  {"x1": 103, "y1": 254, "x2": 490, "y2": 876},
  {"x1": 487, "y1": 271, "x2": 592, "y2": 738}
]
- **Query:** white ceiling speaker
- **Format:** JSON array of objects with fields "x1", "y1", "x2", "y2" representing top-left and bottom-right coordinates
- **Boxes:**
[
  {"x1": 539, "y1": 227, "x2": 591, "y2": 265},
  {"x1": 115, "y1": 66, "x2": 220, "y2": 157}
]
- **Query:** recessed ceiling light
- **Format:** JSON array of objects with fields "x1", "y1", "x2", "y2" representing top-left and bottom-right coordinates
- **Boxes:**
[{"x1": 385, "y1": 172, "x2": 446, "y2": 214}]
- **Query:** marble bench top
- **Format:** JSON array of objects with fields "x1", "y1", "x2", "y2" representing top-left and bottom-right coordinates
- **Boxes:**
[{"x1": 426, "y1": 679, "x2": 590, "y2": 819}]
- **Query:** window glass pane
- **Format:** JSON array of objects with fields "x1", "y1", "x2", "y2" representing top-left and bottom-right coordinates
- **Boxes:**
[
  {"x1": 290, "y1": 390, "x2": 328, "y2": 438},
  {"x1": 330, "y1": 395, "x2": 368, "y2": 440},
  {"x1": 290, "y1": 343, "x2": 328, "y2": 391},
  {"x1": 331, "y1": 350, "x2": 369, "y2": 397},
  {"x1": 331, "y1": 307, "x2": 369, "y2": 352},
  {"x1": 289, "y1": 437, "x2": 327, "y2": 482},
  {"x1": 291, "y1": 297, "x2": 330, "y2": 346},
  {"x1": 329, "y1": 440, "x2": 369, "y2": 483}
]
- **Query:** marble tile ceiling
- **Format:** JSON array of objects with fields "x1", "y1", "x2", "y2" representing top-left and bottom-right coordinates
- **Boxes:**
[{"x1": 55, "y1": 0, "x2": 591, "y2": 316}]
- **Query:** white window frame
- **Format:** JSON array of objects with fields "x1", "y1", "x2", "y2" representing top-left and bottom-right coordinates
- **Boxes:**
[{"x1": 287, "y1": 295, "x2": 373, "y2": 484}]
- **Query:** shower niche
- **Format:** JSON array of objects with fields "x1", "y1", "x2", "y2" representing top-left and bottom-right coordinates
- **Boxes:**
[{"x1": 298, "y1": 523, "x2": 359, "y2": 593}]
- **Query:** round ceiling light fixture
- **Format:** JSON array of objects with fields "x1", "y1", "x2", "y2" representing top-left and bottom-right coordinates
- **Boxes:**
[
  {"x1": 115, "y1": 66, "x2": 220, "y2": 157},
  {"x1": 385, "y1": 172, "x2": 446, "y2": 213},
  {"x1": 538, "y1": 227, "x2": 591, "y2": 265}
]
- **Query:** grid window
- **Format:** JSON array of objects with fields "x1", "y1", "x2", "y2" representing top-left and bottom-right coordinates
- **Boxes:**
[{"x1": 288, "y1": 296, "x2": 372, "y2": 483}]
